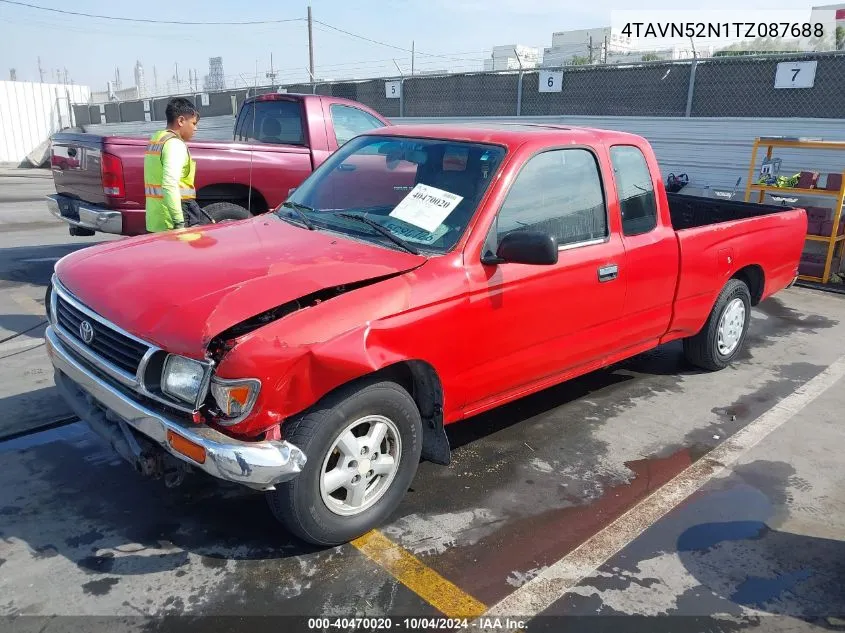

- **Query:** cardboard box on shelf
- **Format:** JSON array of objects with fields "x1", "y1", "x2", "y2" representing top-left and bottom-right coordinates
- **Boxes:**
[
  {"x1": 797, "y1": 171, "x2": 820, "y2": 189},
  {"x1": 826, "y1": 173, "x2": 843, "y2": 192}
]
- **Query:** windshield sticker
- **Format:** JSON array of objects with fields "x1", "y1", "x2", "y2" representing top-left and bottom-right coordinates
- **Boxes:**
[
  {"x1": 382, "y1": 219, "x2": 450, "y2": 245},
  {"x1": 389, "y1": 183, "x2": 463, "y2": 233}
]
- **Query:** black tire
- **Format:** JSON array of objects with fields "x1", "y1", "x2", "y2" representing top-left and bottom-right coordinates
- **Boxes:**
[
  {"x1": 266, "y1": 379, "x2": 422, "y2": 546},
  {"x1": 201, "y1": 202, "x2": 251, "y2": 224},
  {"x1": 683, "y1": 278, "x2": 751, "y2": 371}
]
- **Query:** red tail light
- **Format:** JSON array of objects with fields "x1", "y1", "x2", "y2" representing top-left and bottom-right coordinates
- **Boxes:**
[{"x1": 101, "y1": 152, "x2": 125, "y2": 198}]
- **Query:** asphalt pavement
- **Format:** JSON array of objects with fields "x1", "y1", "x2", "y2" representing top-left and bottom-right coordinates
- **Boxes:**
[
  {"x1": 0, "y1": 168, "x2": 114, "y2": 438},
  {"x1": 0, "y1": 168, "x2": 844, "y2": 632}
]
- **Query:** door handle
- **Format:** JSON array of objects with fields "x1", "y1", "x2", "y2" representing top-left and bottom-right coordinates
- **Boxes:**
[{"x1": 598, "y1": 264, "x2": 618, "y2": 282}]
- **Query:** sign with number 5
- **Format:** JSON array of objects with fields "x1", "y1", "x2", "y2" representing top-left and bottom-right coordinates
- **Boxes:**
[
  {"x1": 774, "y1": 61, "x2": 817, "y2": 89},
  {"x1": 538, "y1": 70, "x2": 563, "y2": 93},
  {"x1": 385, "y1": 80, "x2": 402, "y2": 99}
]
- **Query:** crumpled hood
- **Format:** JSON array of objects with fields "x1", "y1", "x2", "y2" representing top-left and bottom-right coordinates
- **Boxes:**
[{"x1": 55, "y1": 216, "x2": 426, "y2": 358}]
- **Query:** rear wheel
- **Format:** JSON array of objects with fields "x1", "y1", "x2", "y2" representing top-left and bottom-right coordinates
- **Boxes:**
[
  {"x1": 266, "y1": 379, "x2": 422, "y2": 546},
  {"x1": 683, "y1": 278, "x2": 751, "y2": 371},
  {"x1": 201, "y1": 202, "x2": 251, "y2": 224}
]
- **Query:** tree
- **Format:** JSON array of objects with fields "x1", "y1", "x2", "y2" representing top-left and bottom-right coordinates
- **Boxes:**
[
  {"x1": 837, "y1": 26, "x2": 844, "y2": 51},
  {"x1": 641, "y1": 53, "x2": 661, "y2": 62},
  {"x1": 569, "y1": 55, "x2": 590, "y2": 66},
  {"x1": 714, "y1": 37, "x2": 801, "y2": 56}
]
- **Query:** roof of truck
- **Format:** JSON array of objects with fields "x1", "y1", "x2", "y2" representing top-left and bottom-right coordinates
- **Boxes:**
[{"x1": 365, "y1": 122, "x2": 646, "y2": 150}]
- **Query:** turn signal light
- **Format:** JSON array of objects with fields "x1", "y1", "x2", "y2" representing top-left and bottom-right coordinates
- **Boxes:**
[{"x1": 167, "y1": 430, "x2": 206, "y2": 464}]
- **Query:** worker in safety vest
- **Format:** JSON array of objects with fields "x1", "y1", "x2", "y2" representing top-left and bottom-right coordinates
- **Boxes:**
[{"x1": 144, "y1": 98, "x2": 202, "y2": 232}]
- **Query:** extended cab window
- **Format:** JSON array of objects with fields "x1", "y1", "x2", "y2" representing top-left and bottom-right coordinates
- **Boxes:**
[
  {"x1": 331, "y1": 105, "x2": 385, "y2": 146},
  {"x1": 235, "y1": 99, "x2": 306, "y2": 145},
  {"x1": 610, "y1": 145, "x2": 658, "y2": 235},
  {"x1": 493, "y1": 148, "x2": 607, "y2": 249}
]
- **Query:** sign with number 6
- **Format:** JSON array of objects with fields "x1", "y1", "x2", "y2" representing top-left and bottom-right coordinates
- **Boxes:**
[{"x1": 538, "y1": 70, "x2": 563, "y2": 93}]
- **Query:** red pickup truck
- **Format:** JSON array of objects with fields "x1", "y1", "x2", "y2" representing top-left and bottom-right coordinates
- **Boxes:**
[
  {"x1": 45, "y1": 123, "x2": 806, "y2": 545},
  {"x1": 46, "y1": 93, "x2": 390, "y2": 236}
]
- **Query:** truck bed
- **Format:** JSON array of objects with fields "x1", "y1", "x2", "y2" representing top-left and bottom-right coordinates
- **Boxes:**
[
  {"x1": 666, "y1": 192, "x2": 794, "y2": 230},
  {"x1": 662, "y1": 192, "x2": 808, "y2": 343}
]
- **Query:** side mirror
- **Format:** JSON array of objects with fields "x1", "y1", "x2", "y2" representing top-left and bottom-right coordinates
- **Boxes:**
[{"x1": 483, "y1": 231, "x2": 558, "y2": 266}]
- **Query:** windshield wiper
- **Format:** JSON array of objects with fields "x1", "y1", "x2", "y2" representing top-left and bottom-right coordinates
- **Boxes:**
[
  {"x1": 335, "y1": 212, "x2": 420, "y2": 255},
  {"x1": 278, "y1": 201, "x2": 317, "y2": 230}
]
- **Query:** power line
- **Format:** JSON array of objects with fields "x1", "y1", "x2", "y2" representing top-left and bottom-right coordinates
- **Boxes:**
[
  {"x1": 0, "y1": 0, "x2": 305, "y2": 25},
  {"x1": 312, "y1": 19, "x2": 486, "y2": 63}
]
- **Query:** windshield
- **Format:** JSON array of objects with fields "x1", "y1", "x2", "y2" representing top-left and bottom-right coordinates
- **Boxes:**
[{"x1": 278, "y1": 135, "x2": 507, "y2": 253}]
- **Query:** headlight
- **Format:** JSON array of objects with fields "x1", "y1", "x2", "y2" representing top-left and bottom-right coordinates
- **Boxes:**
[
  {"x1": 210, "y1": 377, "x2": 261, "y2": 425},
  {"x1": 162, "y1": 355, "x2": 206, "y2": 404}
]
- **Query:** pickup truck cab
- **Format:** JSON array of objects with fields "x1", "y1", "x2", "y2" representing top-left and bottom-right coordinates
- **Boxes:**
[
  {"x1": 45, "y1": 124, "x2": 807, "y2": 545},
  {"x1": 46, "y1": 93, "x2": 390, "y2": 236}
]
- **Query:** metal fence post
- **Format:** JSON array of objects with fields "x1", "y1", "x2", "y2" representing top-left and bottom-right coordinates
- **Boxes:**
[
  {"x1": 684, "y1": 58, "x2": 698, "y2": 118},
  {"x1": 399, "y1": 78, "x2": 405, "y2": 118},
  {"x1": 516, "y1": 71, "x2": 523, "y2": 116}
]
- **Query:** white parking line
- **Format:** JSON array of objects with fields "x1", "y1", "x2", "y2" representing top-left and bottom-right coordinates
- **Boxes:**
[{"x1": 484, "y1": 353, "x2": 845, "y2": 621}]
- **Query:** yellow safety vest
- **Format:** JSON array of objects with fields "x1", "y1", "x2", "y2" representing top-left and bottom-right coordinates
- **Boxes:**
[{"x1": 144, "y1": 129, "x2": 197, "y2": 232}]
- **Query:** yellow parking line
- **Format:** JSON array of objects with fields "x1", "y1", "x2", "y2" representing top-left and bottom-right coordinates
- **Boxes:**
[{"x1": 351, "y1": 530, "x2": 487, "y2": 619}]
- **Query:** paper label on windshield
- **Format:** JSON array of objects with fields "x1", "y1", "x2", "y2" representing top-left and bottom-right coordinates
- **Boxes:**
[{"x1": 389, "y1": 183, "x2": 463, "y2": 233}]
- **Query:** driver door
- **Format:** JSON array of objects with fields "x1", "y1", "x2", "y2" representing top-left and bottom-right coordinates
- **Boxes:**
[{"x1": 456, "y1": 147, "x2": 627, "y2": 412}]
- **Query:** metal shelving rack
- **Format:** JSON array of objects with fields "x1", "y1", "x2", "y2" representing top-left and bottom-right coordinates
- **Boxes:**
[{"x1": 744, "y1": 137, "x2": 845, "y2": 285}]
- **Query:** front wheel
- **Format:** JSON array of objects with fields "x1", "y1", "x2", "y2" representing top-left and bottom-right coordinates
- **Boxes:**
[
  {"x1": 683, "y1": 278, "x2": 751, "y2": 371},
  {"x1": 266, "y1": 379, "x2": 422, "y2": 546}
]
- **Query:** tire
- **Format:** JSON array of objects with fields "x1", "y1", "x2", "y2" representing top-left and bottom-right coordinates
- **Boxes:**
[
  {"x1": 201, "y1": 202, "x2": 251, "y2": 224},
  {"x1": 266, "y1": 379, "x2": 422, "y2": 546},
  {"x1": 683, "y1": 278, "x2": 751, "y2": 371}
]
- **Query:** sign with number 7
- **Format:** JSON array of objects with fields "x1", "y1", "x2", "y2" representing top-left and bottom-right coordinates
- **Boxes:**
[{"x1": 774, "y1": 60, "x2": 817, "y2": 89}]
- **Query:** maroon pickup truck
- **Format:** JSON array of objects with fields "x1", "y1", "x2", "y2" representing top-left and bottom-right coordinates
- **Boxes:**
[{"x1": 47, "y1": 93, "x2": 390, "y2": 236}]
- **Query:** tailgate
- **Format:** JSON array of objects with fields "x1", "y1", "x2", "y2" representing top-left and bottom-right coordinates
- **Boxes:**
[{"x1": 50, "y1": 133, "x2": 106, "y2": 204}]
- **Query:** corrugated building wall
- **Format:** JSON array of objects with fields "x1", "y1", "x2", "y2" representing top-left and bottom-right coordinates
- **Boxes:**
[{"x1": 0, "y1": 81, "x2": 90, "y2": 164}]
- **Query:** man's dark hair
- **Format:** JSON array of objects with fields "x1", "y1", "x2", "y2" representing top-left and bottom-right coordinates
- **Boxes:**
[{"x1": 165, "y1": 97, "x2": 199, "y2": 124}]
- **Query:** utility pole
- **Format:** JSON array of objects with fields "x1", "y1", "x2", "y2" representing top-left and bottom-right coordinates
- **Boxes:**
[
  {"x1": 266, "y1": 52, "x2": 277, "y2": 85},
  {"x1": 194, "y1": 69, "x2": 198, "y2": 91},
  {"x1": 175, "y1": 62, "x2": 180, "y2": 91},
  {"x1": 411, "y1": 40, "x2": 415, "y2": 76},
  {"x1": 37, "y1": 56, "x2": 44, "y2": 82},
  {"x1": 153, "y1": 65, "x2": 158, "y2": 93},
  {"x1": 307, "y1": 4, "x2": 315, "y2": 82},
  {"x1": 604, "y1": 35, "x2": 608, "y2": 63},
  {"x1": 588, "y1": 35, "x2": 594, "y2": 63}
]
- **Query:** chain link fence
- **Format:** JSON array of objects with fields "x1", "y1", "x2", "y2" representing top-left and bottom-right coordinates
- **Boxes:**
[{"x1": 72, "y1": 50, "x2": 845, "y2": 127}]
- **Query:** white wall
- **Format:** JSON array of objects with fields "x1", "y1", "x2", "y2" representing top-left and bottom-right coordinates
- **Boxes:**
[{"x1": 0, "y1": 81, "x2": 91, "y2": 164}]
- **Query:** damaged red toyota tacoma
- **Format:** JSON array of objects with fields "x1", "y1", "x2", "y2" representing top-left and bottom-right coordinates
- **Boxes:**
[{"x1": 45, "y1": 124, "x2": 807, "y2": 545}]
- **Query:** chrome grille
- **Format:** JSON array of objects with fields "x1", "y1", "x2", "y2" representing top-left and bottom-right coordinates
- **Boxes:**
[{"x1": 55, "y1": 295, "x2": 148, "y2": 376}]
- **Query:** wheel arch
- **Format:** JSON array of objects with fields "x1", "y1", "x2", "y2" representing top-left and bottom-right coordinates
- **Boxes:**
[
  {"x1": 732, "y1": 264, "x2": 765, "y2": 305},
  {"x1": 197, "y1": 183, "x2": 268, "y2": 214}
]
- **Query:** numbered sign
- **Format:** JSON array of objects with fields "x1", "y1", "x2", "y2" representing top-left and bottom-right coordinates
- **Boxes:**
[
  {"x1": 539, "y1": 70, "x2": 563, "y2": 93},
  {"x1": 385, "y1": 80, "x2": 402, "y2": 99},
  {"x1": 200, "y1": 93, "x2": 210, "y2": 106},
  {"x1": 774, "y1": 61, "x2": 817, "y2": 89}
]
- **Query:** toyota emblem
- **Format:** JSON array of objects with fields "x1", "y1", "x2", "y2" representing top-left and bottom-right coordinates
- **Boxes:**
[{"x1": 79, "y1": 320, "x2": 94, "y2": 344}]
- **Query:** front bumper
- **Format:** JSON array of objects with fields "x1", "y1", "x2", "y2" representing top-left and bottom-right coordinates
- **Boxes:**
[
  {"x1": 47, "y1": 194, "x2": 123, "y2": 234},
  {"x1": 45, "y1": 326, "x2": 306, "y2": 490}
]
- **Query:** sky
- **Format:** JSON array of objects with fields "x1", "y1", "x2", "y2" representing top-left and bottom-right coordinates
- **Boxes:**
[{"x1": 0, "y1": 0, "x2": 834, "y2": 91}]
